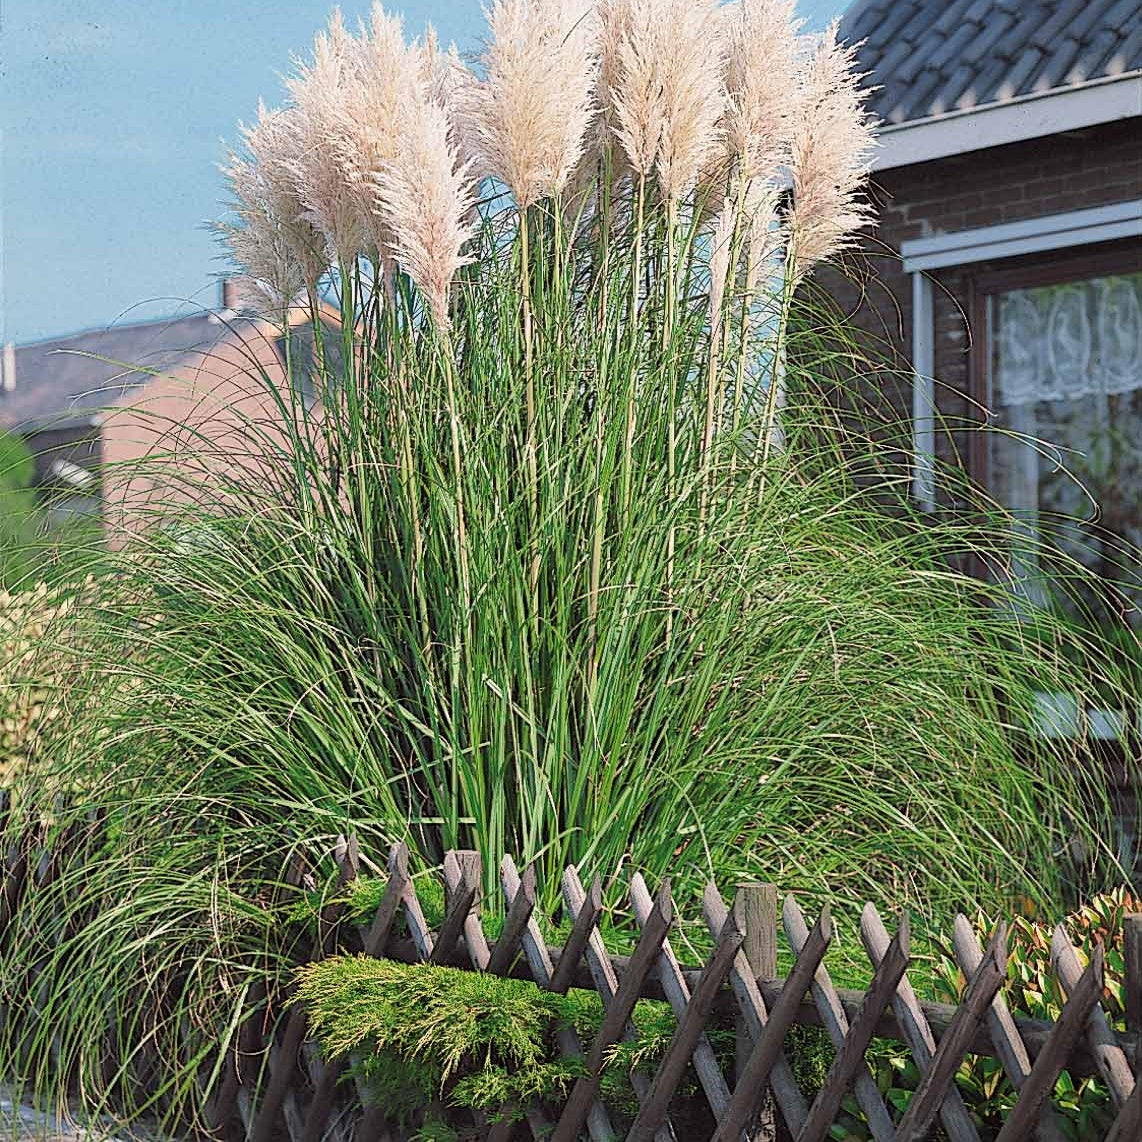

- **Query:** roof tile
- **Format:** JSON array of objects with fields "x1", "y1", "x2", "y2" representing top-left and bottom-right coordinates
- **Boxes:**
[
  {"x1": 926, "y1": 22, "x2": 982, "y2": 73},
  {"x1": 960, "y1": 12, "x2": 1017, "y2": 66},
  {"x1": 1036, "y1": 34, "x2": 1087, "y2": 91},
  {"x1": 842, "y1": 0, "x2": 1141, "y2": 123},
  {"x1": 998, "y1": 45, "x2": 1047, "y2": 98}
]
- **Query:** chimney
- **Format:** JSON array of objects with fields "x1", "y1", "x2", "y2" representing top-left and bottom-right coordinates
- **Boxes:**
[
  {"x1": 220, "y1": 277, "x2": 241, "y2": 312},
  {"x1": 1, "y1": 342, "x2": 14, "y2": 393}
]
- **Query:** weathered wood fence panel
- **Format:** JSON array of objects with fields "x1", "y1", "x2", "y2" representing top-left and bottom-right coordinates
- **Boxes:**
[{"x1": 1, "y1": 800, "x2": 1139, "y2": 1141}]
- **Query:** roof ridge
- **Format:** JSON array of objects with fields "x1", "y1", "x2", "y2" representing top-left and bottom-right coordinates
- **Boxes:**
[{"x1": 13, "y1": 309, "x2": 214, "y2": 351}]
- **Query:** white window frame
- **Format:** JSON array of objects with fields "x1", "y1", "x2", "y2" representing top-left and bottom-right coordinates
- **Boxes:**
[{"x1": 900, "y1": 200, "x2": 1142, "y2": 510}]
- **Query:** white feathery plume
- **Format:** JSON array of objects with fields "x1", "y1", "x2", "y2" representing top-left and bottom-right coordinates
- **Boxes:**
[
  {"x1": 611, "y1": 0, "x2": 726, "y2": 203},
  {"x1": 219, "y1": 187, "x2": 305, "y2": 319},
  {"x1": 373, "y1": 82, "x2": 477, "y2": 330},
  {"x1": 561, "y1": 0, "x2": 625, "y2": 228},
  {"x1": 555, "y1": 0, "x2": 633, "y2": 226},
  {"x1": 283, "y1": 11, "x2": 366, "y2": 263},
  {"x1": 653, "y1": 0, "x2": 726, "y2": 204},
  {"x1": 786, "y1": 21, "x2": 875, "y2": 278},
  {"x1": 222, "y1": 103, "x2": 327, "y2": 315},
  {"x1": 326, "y1": 4, "x2": 418, "y2": 263},
  {"x1": 724, "y1": 0, "x2": 801, "y2": 182},
  {"x1": 594, "y1": 0, "x2": 636, "y2": 164},
  {"x1": 418, "y1": 25, "x2": 466, "y2": 110},
  {"x1": 463, "y1": 0, "x2": 599, "y2": 208},
  {"x1": 610, "y1": 0, "x2": 659, "y2": 178},
  {"x1": 743, "y1": 179, "x2": 783, "y2": 296},
  {"x1": 419, "y1": 25, "x2": 484, "y2": 179}
]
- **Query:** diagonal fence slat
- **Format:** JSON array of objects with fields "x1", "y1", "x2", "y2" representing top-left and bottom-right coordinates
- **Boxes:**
[
  {"x1": 893, "y1": 922, "x2": 1007, "y2": 1142},
  {"x1": 862, "y1": 903, "x2": 980, "y2": 1142},
  {"x1": 252, "y1": 835, "x2": 359, "y2": 1142},
  {"x1": 561, "y1": 866, "x2": 676, "y2": 1142},
  {"x1": 551, "y1": 877, "x2": 675, "y2": 1142},
  {"x1": 798, "y1": 913, "x2": 911, "y2": 1142},
  {"x1": 626, "y1": 910, "x2": 742, "y2": 1142},
  {"x1": 300, "y1": 843, "x2": 412, "y2": 1142},
  {"x1": 442, "y1": 850, "x2": 491, "y2": 970},
  {"x1": 431, "y1": 852, "x2": 475, "y2": 965},
  {"x1": 481, "y1": 855, "x2": 552, "y2": 1141},
  {"x1": 550, "y1": 873, "x2": 604, "y2": 995},
  {"x1": 1106, "y1": 1062, "x2": 1142, "y2": 1142},
  {"x1": 630, "y1": 872, "x2": 734, "y2": 1123},
  {"x1": 994, "y1": 945, "x2": 1106, "y2": 1142},
  {"x1": 1051, "y1": 924, "x2": 1136, "y2": 1107},
  {"x1": 712, "y1": 904, "x2": 833, "y2": 1142},
  {"x1": 951, "y1": 913, "x2": 1070, "y2": 1142},
  {"x1": 353, "y1": 847, "x2": 419, "y2": 1142},
  {"x1": 783, "y1": 895, "x2": 895, "y2": 1142},
  {"x1": 486, "y1": 860, "x2": 536, "y2": 976},
  {"x1": 501, "y1": 856, "x2": 614, "y2": 1142},
  {"x1": 400, "y1": 863, "x2": 436, "y2": 961},
  {"x1": 702, "y1": 883, "x2": 809, "y2": 1135},
  {"x1": 363, "y1": 843, "x2": 411, "y2": 954}
]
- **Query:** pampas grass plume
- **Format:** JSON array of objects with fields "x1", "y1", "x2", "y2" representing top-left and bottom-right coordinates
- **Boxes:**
[
  {"x1": 612, "y1": 0, "x2": 725, "y2": 203},
  {"x1": 328, "y1": 4, "x2": 419, "y2": 262},
  {"x1": 222, "y1": 103, "x2": 327, "y2": 315},
  {"x1": 724, "y1": 0, "x2": 801, "y2": 181},
  {"x1": 373, "y1": 87, "x2": 476, "y2": 330},
  {"x1": 465, "y1": 0, "x2": 599, "y2": 208},
  {"x1": 786, "y1": 20, "x2": 875, "y2": 277},
  {"x1": 284, "y1": 11, "x2": 366, "y2": 263},
  {"x1": 653, "y1": 0, "x2": 725, "y2": 203}
]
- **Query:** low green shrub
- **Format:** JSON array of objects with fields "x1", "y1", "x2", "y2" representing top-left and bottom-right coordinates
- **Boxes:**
[
  {"x1": 0, "y1": 577, "x2": 99, "y2": 781},
  {"x1": 298, "y1": 956, "x2": 587, "y2": 1127},
  {"x1": 296, "y1": 954, "x2": 733, "y2": 1136}
]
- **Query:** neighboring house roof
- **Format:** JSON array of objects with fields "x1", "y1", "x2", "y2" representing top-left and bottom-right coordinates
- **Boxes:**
[
  {"x1": 843, "y1": 0, "x2": 1141, "y2": 125},
  {"x1": 0, "y1": 314, "x2": 226, "y2": 433}
]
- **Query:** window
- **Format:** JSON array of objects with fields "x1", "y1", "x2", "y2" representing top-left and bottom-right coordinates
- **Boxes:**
[{"x1": 980, "y1": 262, "x2": 1141, "y2": 625}]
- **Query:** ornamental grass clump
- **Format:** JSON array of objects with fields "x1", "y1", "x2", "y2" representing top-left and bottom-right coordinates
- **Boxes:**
[{"x1": 0, "y1": 0, "x2": 1134, "y2": 1130}]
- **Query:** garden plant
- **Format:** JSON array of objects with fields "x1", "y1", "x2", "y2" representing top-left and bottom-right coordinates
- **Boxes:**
[{"x1": 0, "y1": 0, "x2": 1136, "y2": 1136}]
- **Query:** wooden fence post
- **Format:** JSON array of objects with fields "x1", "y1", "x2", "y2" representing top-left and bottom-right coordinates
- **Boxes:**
[
  {"x1": 735, "y1": 883, "x2": 779, "y2": 1141},
  {"x1": 1124, "y1": 913, "x2": 1142, "y2": 1036}
]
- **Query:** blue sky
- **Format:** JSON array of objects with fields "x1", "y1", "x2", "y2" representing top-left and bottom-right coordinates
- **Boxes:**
[{"x1": 1, "y1": 0, "x2": 851, "y2": 344}]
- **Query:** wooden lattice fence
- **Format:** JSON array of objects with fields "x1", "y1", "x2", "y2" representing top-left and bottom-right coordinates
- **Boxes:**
[{"x1": 2, "y1": 809, "x2": 1141, "y2": 1141}]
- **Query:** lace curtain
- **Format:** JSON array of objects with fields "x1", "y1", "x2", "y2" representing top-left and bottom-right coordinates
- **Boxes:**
[
  {"x1": 989, "y1": 272, "x2": 1142, "y2": 622},
  {"x1": 994, "y1": 274, "x2": 1142, "y2": 407}
]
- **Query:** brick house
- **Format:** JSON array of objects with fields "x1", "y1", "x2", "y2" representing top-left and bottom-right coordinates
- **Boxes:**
[
  {"x1": 835, "y1": 0, "x2": 1141, "y2": 867},
  {"x1": 0, "y1": 284, "x2": 329, "y2": 534}
]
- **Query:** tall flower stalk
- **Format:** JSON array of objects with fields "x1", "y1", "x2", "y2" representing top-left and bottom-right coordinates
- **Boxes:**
[
  {"x1": 205, "y1": 2, "x2": 1115, "y2": 903},
  {"x1": 464, "y1": 0, "x2": 599, "y2": 606},
  {"x1": 212, "y1": 5, "x2": 900, "y2": 900}
]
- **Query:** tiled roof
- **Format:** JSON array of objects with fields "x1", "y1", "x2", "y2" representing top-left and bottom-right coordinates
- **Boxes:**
[
  {"x1": 841, "y1": 0, "x2": 1142, "y2": 125},
  {"x1": 0, "y1": 314, "x2": 224, "y2": 431}
]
